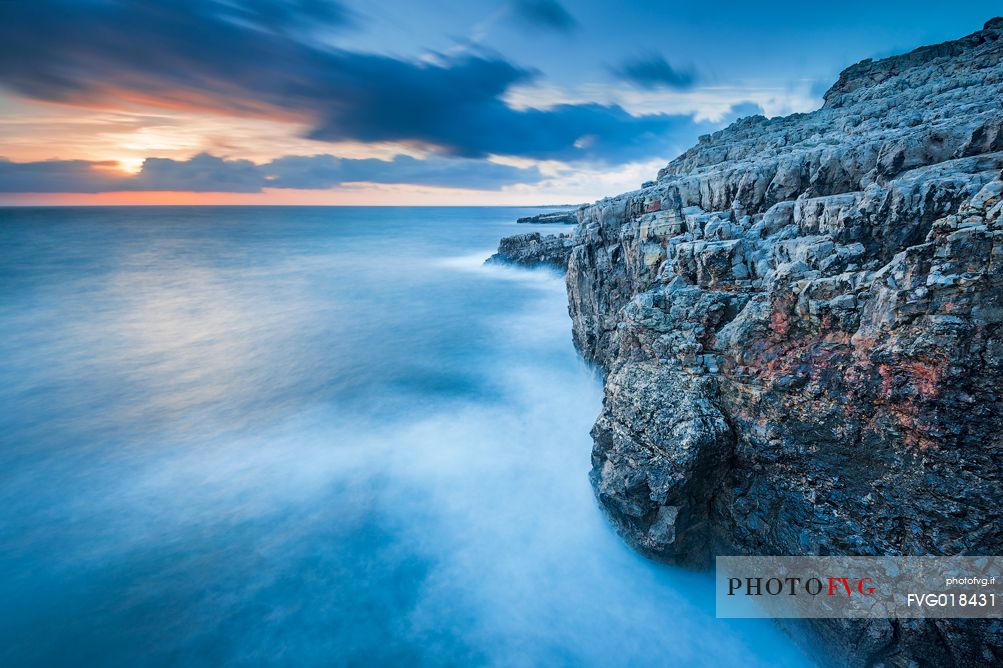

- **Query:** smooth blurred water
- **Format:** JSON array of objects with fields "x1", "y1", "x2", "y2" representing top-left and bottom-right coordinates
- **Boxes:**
[{"x1": 0, "y1": 206, "x2": 813, "y2": 667}]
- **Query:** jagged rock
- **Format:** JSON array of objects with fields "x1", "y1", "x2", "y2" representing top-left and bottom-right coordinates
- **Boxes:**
[
  {"x1": 487, "y1": 232, "x2": 574, "y2": 270},
  {"x1": 591, "y1": 362, "x2": 731, "y2": 565},
  {"x1": 516, "y1": 209, "x2": 580, "y2": 224},
  {"x1": 566, "y1": 18, "x2": 1003, "y2": 668}
]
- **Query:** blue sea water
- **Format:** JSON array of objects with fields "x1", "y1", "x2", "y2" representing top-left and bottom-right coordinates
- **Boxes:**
[{"x1": 0, "y1": 206, "x2": 813, "y2": 667}]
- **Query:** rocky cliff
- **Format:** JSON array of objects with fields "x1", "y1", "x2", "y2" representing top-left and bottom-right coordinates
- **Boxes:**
[
  {"x1": 488, "y1": 231, "x2": 574, "y2": 269},
  {"x1": 567, "y1": 18, "x2": 1003, "y2": 667}
]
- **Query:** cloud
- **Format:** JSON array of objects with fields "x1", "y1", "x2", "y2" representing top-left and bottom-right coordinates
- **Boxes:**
[
  {"x1": 809, "y1": 77, "x2": 834, "y2": 103},
  {"x1": 721, "y1": 102, "x2": 767, "y2": 122},
  {"x1": 265, "y1": 154, "x2": 543, "y2": 190},
  {"x1": 614, "y1": 54, "x2": 698, "y2": 90},
  {"x1": 308, "y1": 99, "x2": 714, "y2": 165},
  {"x1": 133, "y1": 154, "x2": 266, "y2": 192},
  {"x1": 508, "y1": 0, "x2": 578, "y2": 33},
  {"x1": 0, "y1": 153, "x2": 543, "y2": 193},
  {"x1": 218, "y1": 0, "x2": 354, "y2": 32},
  {"x1": 0, "y1": 0, "x2": 706, "y2": 166},
  {"x1": 0, "y1": 158, "x2": 127, "y2": 193}
]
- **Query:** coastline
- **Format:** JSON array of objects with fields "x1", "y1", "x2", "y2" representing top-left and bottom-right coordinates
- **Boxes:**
[{"x1": 488, "y1": 17, "x2": 1003, "y2": 667}]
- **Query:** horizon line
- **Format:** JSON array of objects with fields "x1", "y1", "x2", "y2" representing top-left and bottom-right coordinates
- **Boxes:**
[{"x1": 0, "y1": 202, "x2": 585, "y2": 208}]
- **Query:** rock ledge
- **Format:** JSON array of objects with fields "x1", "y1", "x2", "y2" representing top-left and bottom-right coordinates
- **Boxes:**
[{"x1": 487, "y1": 232, "x2": 574, "y2": 270}]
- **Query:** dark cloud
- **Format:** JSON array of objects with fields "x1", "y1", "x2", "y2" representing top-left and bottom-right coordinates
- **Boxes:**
[
  {"x1": 0, "y1": 0, "x2": 707, "y2": 165},
  {"x1": 265, "y1": 155, "x2": 543, "y2": 190},
  {"x1": 0, "y1": 159, "x2": 127, "y2": 193},
  {"x1": 614, "y1": 54, "x2": 698, "y2": 90},
  {"x1": 133, "y1": 154, "x2": 266, "y2": 192},
  {"x1": 308, "y1": 100, "x2": 713, "y2": 164},
  {"x1": 509, "y1": 0, "x2": 578, "y2": 33},
  {"x1": 0, "y1": 153, "x2": 543, "y2": 193},
  {"x1": 722, "y1": 102, "x2": 767, "y2": 122}
]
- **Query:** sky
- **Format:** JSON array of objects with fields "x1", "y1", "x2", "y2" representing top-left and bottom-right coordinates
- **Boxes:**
[{"x1": 0, "y1": 1, "x2": 998, "y2": 205}]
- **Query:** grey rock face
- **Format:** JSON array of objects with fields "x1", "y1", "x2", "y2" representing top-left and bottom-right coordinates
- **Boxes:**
[
  {"x1": 591, "y1": 362, "x2": 731, "y2": 564},
  {"x1": 487, "y1": 232, "x2": 574, "y2": 270},
  {"x1": 567, "y1": 18, "x2": 1003, "y2": 667}
]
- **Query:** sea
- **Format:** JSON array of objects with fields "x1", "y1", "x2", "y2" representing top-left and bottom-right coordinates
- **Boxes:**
[{"x1": 0, "y1": 206, "x2": 813, "y2": 667}]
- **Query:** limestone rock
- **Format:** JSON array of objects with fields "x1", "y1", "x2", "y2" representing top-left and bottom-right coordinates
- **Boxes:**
[
  {"x1": 487, "y1": 232, "x2": 574, "y2": 270},
  {"x1": 566, "y1": 18, "x2": 1003, "y2": 668}
]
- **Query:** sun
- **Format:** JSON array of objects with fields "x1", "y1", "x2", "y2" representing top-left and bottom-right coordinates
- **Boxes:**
[{"x1": 116, "y1": 157, "x2": 146, "y2": 174}]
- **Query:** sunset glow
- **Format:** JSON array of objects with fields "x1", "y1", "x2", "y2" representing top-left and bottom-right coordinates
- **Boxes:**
[{"x1": 0, "y1": 2, "x2": 997, "y2": 205}]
